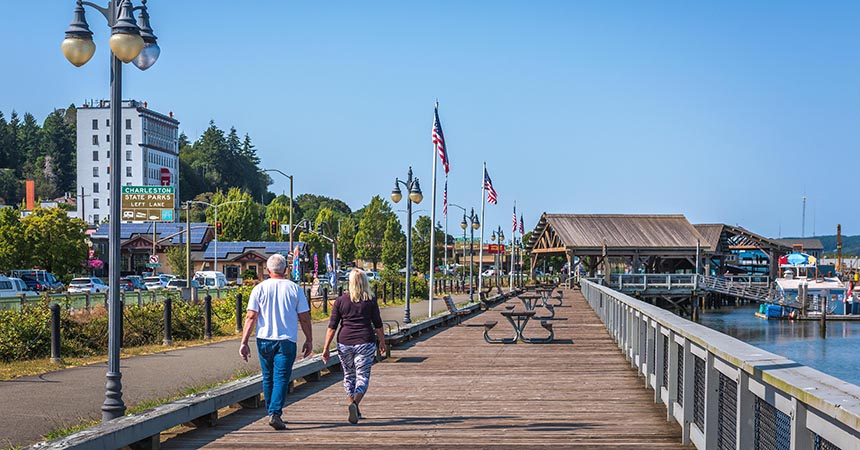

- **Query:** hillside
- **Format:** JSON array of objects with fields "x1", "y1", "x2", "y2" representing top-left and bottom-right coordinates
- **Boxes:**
[{"x1": 784, "y1": 234, "x2": 860, "y2": 256}]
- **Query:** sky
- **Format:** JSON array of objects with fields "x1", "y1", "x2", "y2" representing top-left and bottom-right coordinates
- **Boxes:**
[{"x1": 2, "y1": 1, "x2": 859, "y2": 240}]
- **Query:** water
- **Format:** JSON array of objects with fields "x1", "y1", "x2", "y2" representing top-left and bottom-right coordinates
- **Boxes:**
[{"x1": 697, "y1": 305, "x2": 860, "y2": 386}]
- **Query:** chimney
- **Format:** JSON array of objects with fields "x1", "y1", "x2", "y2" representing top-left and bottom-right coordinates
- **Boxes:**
[
  {"x1": 169, "y1": 111, "x2": 173, "y2": 118},
  {"x1": 143, "y1": 101, "x2": 147, "y2": 108}
]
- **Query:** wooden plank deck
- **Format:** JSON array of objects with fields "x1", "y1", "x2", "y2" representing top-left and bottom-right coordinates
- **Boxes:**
[{"x1": 161, "y1": 289, "x2": 690, "y2": 449}]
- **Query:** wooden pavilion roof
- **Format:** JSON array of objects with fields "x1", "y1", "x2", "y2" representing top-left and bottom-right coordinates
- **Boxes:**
[
  {"x1": 526, "y1": 213, "x2": 708, "y2": 256},
  {"x1": 693, "y1": 224, "x2": 791, "y2": 255}
]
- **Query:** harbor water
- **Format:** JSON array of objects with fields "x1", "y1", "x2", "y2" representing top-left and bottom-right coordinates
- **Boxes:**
[{"x1": 698, "y1": 305, "x2": 860, "y2": 386}]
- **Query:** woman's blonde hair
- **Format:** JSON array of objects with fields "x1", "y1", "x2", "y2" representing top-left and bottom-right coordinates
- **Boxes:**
[{"x1": 348, "y1": 269, "x2": 372, "y2": 302}]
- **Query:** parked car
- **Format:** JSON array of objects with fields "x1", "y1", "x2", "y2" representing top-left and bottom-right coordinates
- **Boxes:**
[
  {"x1": 10, "y1": 269, "x2": 64, "y2": 292},
  {"x1": 68, "y1": 277, "x2": 109, "y2": 293},
  {"x1": 193, "y1": 271, "x2": 227, "y2": 289},
  {"x1": 143, "y1": 275, "x2": 171, "y2": 290},
  {"x1": 165, "y1": 279, "x2": 201, "y2": 290},
  {"x1": 364, "y1": 271, "x2": 381, "y2": 281},
  {"x1": 0, "y1": 275, "x2": 38, "y2": 298},
  {"x1": 119, "y1": 276, "x2": 146, "y2": 291},
  {"x1": 481, "y1": 269, "x2": 497, "y2": 277}
]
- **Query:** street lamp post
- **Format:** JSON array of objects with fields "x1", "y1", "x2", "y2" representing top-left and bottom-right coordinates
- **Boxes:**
[
  {"x1": 448, "y1": 203, "x2": 470, "y2": 281},
  {"x1": 187, "y1": 200, "x2": 246, "y2": 273},
  {"x1": 260, "y1": 169, "x2": 294, "y2": 263},
  {"x1": 314, "y1": 221, "x2": 338, "y2": 286},
  {"x1": 491, "y1": 226, "x2": 505, "y2": 287},
  {"x1": 63, "y1": 0, "x2": 159, "y2": 422},
  {"x1": 390, "y1": 167, "x2": 423, "y2": 324},
  {"x1": 463, "y1": 208, "x2": 480, "y2": 300}
]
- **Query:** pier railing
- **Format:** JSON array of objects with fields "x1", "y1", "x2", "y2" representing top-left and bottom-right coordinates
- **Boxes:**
[{"x1": 582, "y1": 279, "x2": 860, "y2": 450}]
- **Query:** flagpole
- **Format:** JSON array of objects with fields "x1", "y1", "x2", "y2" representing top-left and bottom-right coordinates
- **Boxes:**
[
  {"x1": 510, "y1": 201, "x2": 516, "y2": 291},
  {"x1": 478, "y1": 162, "x2": 487, "y2": 296},
  {"x1": 428, "y1": 103, "x2": 439, "y2": 318},
  {"x1": 444, "y1": 178, "x2": 448, "y2": 276}
]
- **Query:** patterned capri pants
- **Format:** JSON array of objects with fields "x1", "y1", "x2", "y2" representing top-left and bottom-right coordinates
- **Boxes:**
[{"x1": 337, "y1": 342, "x2": 377, "y2": 397}]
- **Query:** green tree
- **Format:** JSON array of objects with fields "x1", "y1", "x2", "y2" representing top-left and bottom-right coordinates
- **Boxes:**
[
  {"x1": 38, "y1": 109, "x2": 76, "y2": 198},
  {"x1": 207, "y1": 188, "x2": 264, "y2": 241},
  {"x1": 17, "y1": 113, "x2": 41, "y2": 169},
  {"x1": 0, "y1": 169, "x2": 21, "y2": 205},
  {"x1": 0, "y1": 207, "x2": 29, "y2": 270},
  {"x1": 0, "y1": 111, "x2": 10, "y2": 168},
  {"x1": 337, "y1": 216, "x2": 357, "y2": 264},
  {"x1": 296, "y1": 193, "x2": 351, "y2": 224},
  {"x1": 21, "y1": 207, "x2": 87, "y2": 275},
  {"x1": 381, "y1": 216, "x2": 405, "y2": 274},
  {"x1": 354, "y1": 196, "x2": 393, "y2": 271},
  {"x1": 165, "y1": 246, "x2": 187, "y2": 278}
]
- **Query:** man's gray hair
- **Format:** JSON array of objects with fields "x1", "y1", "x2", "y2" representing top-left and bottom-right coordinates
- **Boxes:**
[{"x1": 267, "y1": 254, "x2": 288, "y2": 275}]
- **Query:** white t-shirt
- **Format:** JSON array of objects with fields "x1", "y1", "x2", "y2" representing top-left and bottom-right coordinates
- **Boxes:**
[{"x1": 247, "y1": 278, "x2": 309, "y2": 342}]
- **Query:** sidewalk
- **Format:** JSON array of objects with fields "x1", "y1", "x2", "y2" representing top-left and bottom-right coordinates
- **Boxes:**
[{"x1": 0, "y1": 293, "x2": 473, "y2": 449}]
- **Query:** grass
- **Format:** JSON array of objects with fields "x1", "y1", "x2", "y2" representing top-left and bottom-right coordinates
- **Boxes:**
[
  {"x1": 0, "y1": 335, "x2": 239, "y2": 382},
  {"x1": 40, "y1": 367, "x2": 258, "y2": 442}
]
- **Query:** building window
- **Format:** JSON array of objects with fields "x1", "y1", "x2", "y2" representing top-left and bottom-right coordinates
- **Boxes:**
[
  {"x1": 107, "y1": 166, "x2": 110, "y2": 174},
  {"x1": 126, "y1": 150, "x2": 132, "y2": 161},
  {"x1": 106, "y1": 134, "x2": 110, "y2": 142},
  {"x1": 92, "y1": 182, "x2": 99, "y2": 193},
  {"x1": 93, "y1": 167, "x2": 99, "y2": 177},
  {"x1": 125, "y1": 119, "x2": 132, "y2": 130},
  {"x1": 107, "y1": 182, "x2": 109, "y2": 191},
  {"x1": 92, "y1": 150, "x2": 99, "y2": 161},
  {"x1": 126, "y1": 134, "x2": 132, "y2": 145},
  {"x1": 93, "y1": 214, "x2": 100, "y2": 223},
  {"x1": 126, "y1": 166, "x2": 132, "y2": 177},
  {"x1": 92, "y1": 119, "x2": 98, "y2": 130},
  {"x1": 93, "y1": 198, "x2": 100, "y2": 209},
  {"x1": 106, "y1": 151, "x2": 110, "y2": 158},
  {"x1": 92, "y1": 135, "x2": 99, "y2": 145},
  {"x1": 106, "y1": 119, "x2": 109, "y2": 127},
  {"x1": 107, "y1": 198, "x2": 109, "y2": 206}
]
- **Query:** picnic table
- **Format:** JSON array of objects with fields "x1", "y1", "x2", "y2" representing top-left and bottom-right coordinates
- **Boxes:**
[{"x1": 483, "y1": 306, "x2": 554, "y2": 344}]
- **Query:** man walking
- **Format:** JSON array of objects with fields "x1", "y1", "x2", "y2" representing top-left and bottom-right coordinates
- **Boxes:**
[{"x1": 240, "y1": 254, "x2": 313, "y2": 430}]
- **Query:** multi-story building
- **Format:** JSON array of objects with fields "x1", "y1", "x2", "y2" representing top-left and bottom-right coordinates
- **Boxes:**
[{"x1": 76, "y1": 99, "x2": 180, "y2": 224}]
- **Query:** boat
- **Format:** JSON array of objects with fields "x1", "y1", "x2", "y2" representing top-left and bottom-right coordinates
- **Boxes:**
[{"x1": 755, "y1": 252, "x2": 853, "y2": 319}]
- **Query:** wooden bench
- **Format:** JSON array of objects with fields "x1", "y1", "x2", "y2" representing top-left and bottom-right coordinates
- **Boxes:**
[{"x1": 444, "y1": 296, "x2": 470, "y2": 324}]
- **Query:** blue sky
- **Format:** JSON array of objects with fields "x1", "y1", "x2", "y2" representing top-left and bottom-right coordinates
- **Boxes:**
[{"x1": 2, "y1": 1, "x2": 859, "y2": 239}]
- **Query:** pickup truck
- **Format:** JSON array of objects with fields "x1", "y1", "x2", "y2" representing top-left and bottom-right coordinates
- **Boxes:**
[{"x1": 0, "y1": 275, "x2": 39, "y2": 298}]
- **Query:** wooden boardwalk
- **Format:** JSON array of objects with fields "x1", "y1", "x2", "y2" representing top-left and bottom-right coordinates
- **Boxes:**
[{"x1": 162, "y1": 289, "x2": 690, "y2": 449}]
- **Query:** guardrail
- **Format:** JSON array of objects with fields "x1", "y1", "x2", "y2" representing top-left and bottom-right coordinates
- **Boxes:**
[
  {"x1": 26, "y1": 291, "x2": 516, "y2": 450},
  {"x1": 581, "y1": 279, "x2": 860, "y2": 449}
]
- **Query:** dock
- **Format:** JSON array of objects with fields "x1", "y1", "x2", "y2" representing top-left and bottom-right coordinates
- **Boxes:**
[{"x1": 159, "y1": 288, "x2": 689, "y2": 449}]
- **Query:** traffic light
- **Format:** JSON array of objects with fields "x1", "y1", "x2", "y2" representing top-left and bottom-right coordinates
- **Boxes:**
[
  {"x1": 215, "y1": 221, "x2": 223, "y2": 235},
  {"x1": 270, "y1": 220, "x2": 278, "y2": 235}
]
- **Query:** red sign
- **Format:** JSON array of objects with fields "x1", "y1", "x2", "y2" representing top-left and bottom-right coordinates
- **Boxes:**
[
  {"x1": 160, "y1": 168, "x2": 171, "y2": 186},
  {"x1": 487, "y1": 244, "x2": 506, "y2": 254}
]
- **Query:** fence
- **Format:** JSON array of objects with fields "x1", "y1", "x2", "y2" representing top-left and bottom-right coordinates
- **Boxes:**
[
  {"x1": 0, "y1": 287, "x2": 237, "y2": 312},
  {"x1": 581, "y1": 279, "x2": 860, "y2": 450}
]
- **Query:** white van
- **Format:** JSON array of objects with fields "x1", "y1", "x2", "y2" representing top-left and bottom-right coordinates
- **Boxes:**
[{"x1": 194, "y1": 271, "x2": 228, "y2": 289}]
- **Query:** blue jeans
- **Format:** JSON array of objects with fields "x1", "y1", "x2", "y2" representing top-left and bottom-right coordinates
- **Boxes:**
[{"x1": 256, "y1": 338, "x2": 297, "y2": 418}]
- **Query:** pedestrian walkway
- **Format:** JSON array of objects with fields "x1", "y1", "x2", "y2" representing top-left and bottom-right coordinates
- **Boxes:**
[
  {"x1": 159, "y1": 289, "x2": 688, "y2": 449},
  {"x1": 1, "y1": 293, "x2": 468, "y2": 449}
]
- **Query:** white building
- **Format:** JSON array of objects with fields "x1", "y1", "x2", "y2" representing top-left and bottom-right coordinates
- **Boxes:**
[{"x1": 76, "y1": 100, "x2": 180, "y2": 224}]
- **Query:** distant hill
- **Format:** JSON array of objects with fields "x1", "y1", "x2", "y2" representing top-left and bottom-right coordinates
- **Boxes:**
[{"x1": 783, "y1": 234, "x2": 860, "y2": 256}]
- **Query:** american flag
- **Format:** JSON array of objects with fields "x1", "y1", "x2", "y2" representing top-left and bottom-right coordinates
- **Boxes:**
[
  {"x1": 512, "y1": 204, "x2": 517, "y2": 234},
  {"x1": 443, "y1": 179, "x2": 448, "y2": 217},
  {"x1": 483, "y1": 167, "x2": 497, "y2": 204},
  {"x1": 432, "y1": 103, "x2": 450, "y2": 175},
  {"x1": 519, "y1": 214, "x2": 524, "y2": 235}
]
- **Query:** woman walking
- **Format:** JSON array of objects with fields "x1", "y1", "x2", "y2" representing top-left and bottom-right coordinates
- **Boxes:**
[{"x1": 322, "y1": 269, "x2": 386, "y2": 424}]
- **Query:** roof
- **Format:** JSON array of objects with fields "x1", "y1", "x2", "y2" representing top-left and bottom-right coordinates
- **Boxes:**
[
  {"x1": 91, "y1": 222, "x2": 211, "y2": 245},
  {"x1": 527, "y1": 214, "x2": 707, "y2": 252},
  {"x1": 202, "y1": 241, "x2": 306, "y2": 260},
  {"x1": 776, "y1": 238, "x2": 824, "y2": 251},
  {"x1": 693, "y1": 224, "x2": 724, "y2": 252}
]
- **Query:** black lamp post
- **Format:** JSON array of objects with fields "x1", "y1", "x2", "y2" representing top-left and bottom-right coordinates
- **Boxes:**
[
  {"x1": 390, "y1": 167, "x2": 423, "y2": 323},
  {"x1": 490, "y1": 226, "x2": 505, "y2": 287},
  {"x1": 464, "y1": 208, "x2": 480, "y2": 300},
  {"x1": 314, "y1": 221, "x2": 338, "y2": 286},
  {"x1": 62, "y1": 0, "x2": 160, "y2": 422}
]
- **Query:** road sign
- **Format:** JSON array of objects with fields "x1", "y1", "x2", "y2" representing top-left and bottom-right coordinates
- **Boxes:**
[
  {"x1": 488, "y1": 244, "x2": 506, "y2": 254},
  {"x1": 120, "y1": 186, "x2": 175, "y2": 222},
  {"x1": 281, "y1": 224, "x2": 290, "y2": 235},
  {"x1": 145, "y1": 263, "x2": 162, "y2": 268},
  {"x1": 149, "y1": 255, "x2": 159, "y2": 264}
]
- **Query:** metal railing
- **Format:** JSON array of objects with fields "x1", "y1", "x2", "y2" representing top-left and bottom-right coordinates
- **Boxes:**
[
  {"x1": 582, "y1": 279, "x2": 860, "y2": 450},
  {"x1": 0, "y1": 287, "x2": 238, "y2": 311}
]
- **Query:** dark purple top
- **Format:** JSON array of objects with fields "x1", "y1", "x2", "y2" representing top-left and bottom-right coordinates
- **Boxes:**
[{"x1": 327, "y1": 294, "x2": 383, "y2": 346}]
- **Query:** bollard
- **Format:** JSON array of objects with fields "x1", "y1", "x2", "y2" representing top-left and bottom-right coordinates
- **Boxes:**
[
  {"x1": 204, "y1": 294, "x2": 212, "y2": 340},
  {"x1": 137, "y1": 291, "x2": 142, "y2": 307},
  {"x1": 322, "y1": 287, "x2": 329, "y2": 315},
  {"x1": 338, "y1": 285, "x2": 344, "y2": 297},
  {"x1": 50, "y1": 303, "x2": 62, "y2": 364},
  {"x1": 390, "y1": 282, "x2": 395, "y2": 303},
  {"x1": 163, "y1": 297, "x2": 173, "y2": 345},
  {"x1": 373, "y1": 283, "x2": 378, "y2": 300},
  {"x1": 235, "y1": 293, "x2": 243, "y2": 334}
]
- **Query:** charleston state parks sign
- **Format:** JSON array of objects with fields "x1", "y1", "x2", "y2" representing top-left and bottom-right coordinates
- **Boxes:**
[{"x1": 120, "y1": 186, "x2": 175, "y2": 222}]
